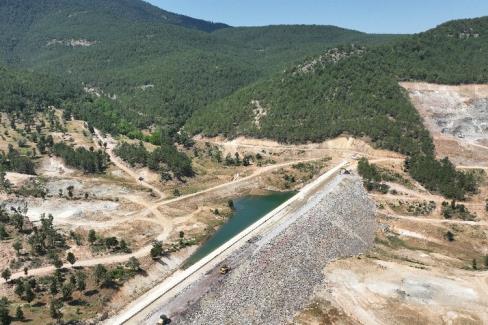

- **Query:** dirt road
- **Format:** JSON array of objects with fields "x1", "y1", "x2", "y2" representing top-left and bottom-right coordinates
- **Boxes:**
[
  {"x1": 469, "y1": 141, "x2": 488, "y2": 152},
  {"x1": 151, "y1": 158, "x2": 322, "y2": 209},
  {"x1": 203, "y1": 137, "x2": 399, "y2": 159},
  {"x1": 94, "y1": 129, "x2": 166, "y2": 198},
  {"x1": 5, "y1": 250, "x2": 175, "y2": 283},
  {"x1": 457, "y1": 166, "x2": 488, "y2": 170},
  {"x1": 380, "y1": 212, "x2": 488, "y2": 227}
]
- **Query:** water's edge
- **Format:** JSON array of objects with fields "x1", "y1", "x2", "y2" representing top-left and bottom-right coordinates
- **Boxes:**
[{"x1": 184, "y1": 191, "x2": 296, "y2": 267}]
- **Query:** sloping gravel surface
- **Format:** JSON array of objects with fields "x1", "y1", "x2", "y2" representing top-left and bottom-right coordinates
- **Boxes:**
[{"x1": 172, "y1": 175, "x2": 376, "y2": 325}]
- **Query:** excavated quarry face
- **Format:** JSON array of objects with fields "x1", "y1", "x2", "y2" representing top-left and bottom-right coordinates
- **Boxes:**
[
  {"x1": 401, "y1": 82, "x2": 488, "y2": 166},
  {"x1": 150, "y1": 175, "x2": 376, "y2": 325}
]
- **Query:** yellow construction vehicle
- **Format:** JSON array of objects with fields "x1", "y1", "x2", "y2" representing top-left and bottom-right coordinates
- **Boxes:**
[{"x1": 219, "y1": 265, "x2": 231, "y2": 275}]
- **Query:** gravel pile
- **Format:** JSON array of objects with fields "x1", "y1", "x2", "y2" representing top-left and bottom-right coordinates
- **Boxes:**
[{"x1": 172, "y1": 175, "x2": 376, "y2": 325}]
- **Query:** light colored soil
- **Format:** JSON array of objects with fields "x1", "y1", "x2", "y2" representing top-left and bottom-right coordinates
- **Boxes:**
[
  {"x1": 323, "y1": 258, "x2": 488, "y2": 324},
  {"x1": 3, "y1": 138, "x2": 359, "y2": 285},
  {"x1": 197, "y1": 135, "x2": 402, "y2": 160},
  {"x1": 94, "y1": 129, "x2": 166, "y2": 198},
  {"x1": 7, "y1": 106, "x2": 486, "y2": 325},
  {"x1": 37, "y1": 156, "x2": 76, "y2": 177},
  {"x1": 4, "y1": 172, "x2": 35, "y2": 187},
  {"x1": 401, "y1": 82, "x2": 488, "y2": 166},
  {"x1": 138, "y1": 174, "x2": 376, "y2": 325},
  {"x1": 108, "y1": 247, "x2": 197, "y2": 313}
]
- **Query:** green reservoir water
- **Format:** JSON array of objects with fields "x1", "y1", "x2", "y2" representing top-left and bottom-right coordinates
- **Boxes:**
[{"x1": 184, "y1": 191, "x2": 296, "y2": 267}]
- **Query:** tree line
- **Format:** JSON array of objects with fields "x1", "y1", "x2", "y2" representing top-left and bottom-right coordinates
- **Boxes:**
[
  {"x1": 114, "y1": 141, "x2": 193, "y2": 180},
  {"x1": 52, "y1": 142, "x2": 109, "y2": 174}
]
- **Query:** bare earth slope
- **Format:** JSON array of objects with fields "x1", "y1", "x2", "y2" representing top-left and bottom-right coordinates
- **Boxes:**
[{"x1": 401, "y1": 82, "x2": 488, "y2": 166}]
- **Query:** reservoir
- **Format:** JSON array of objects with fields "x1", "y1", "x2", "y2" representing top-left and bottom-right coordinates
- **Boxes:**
[{"x1": 184, "y1": 191, "x2": 296, "y2": 267}]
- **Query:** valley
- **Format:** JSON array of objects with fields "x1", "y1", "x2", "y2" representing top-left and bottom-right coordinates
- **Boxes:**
[
  {"x1": 0, "y1": 1, "x2": 487, "y2": 324},
  {"x1": 0, "y1": 98, "x2": 486, "y2": 324}
]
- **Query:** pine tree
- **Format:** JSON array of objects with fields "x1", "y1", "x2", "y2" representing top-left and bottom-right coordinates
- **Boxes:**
[
  {"x1": 0, "y1": 225, "x2": 8, "y2": 240},
  {"x1": 61, "y1": 283, "x2": 74, "y2": 301},
  {"x1": 150, "y1": 241, "x2": 163, "y2": 259},
  {"x1": 0, "y1": 297, "x2": 11, "y2": 325},
  {"x1": 12, "y1": 240, "x2": 22, "y2": 256},
  {"x1": 88, "y1": 229, "x2": 97, "y2": 245},
  {"x1": 66, "y1": 252, "x2": 76, "y2": 265},
  {"x1": 75, "y1": 271, "x2": 86, "y2": 292},
  {"x1": 94, "y1": 264, "x2": 107, "y2": 286},
  {"x1": 14, "y1": 282, "x2": 24, "y2": 298},
  {"x1": 1, "y1": 269, "x2": 11, "y2": 283},
  {"x1": 49, "y1": 299, "x2": 63, "y2": 322},
  {"x1": 50, "y1": 278, "x2": 59, "y2": 296},
  {"x1": 15, "y1": 306, "x2": 23, "y2": 321},
  {"x1": 23, "y1": 282, "x2": 35, "y2": 303},
  {"x1": 127, "y1": 257, "x2": 140, "y2": 272}
]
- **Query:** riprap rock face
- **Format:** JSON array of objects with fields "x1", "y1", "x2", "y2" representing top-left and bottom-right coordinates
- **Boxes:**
[{"x1": 173, "y1": 175, "x2": 376, "y2": 325}]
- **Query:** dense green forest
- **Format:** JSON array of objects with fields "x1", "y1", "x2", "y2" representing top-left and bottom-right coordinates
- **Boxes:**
[
  {"x1": 186, "y1": 46, "x2": 434, "y2": 155},
  {"x1": 0, "y1": 65, "x2": 79, "y2": 120},
  {"x1": 188, "y1": 16, "x2": 488, "y2": 138},
  {"x1": 0, "y1": 63, "x2": 192, "y2": 177},
  {"x1": 406, "y1": 156, "x2": 479, "y2": 200},
  {"x1": 0, "y1": 0, "x2": 394, "y2": 134},
  {"x1": 358, "y1": 157, "x2": 477, "y2": 199},
  {"x1": 390, "y1": 17, "x2": 488, "y2": 83}
]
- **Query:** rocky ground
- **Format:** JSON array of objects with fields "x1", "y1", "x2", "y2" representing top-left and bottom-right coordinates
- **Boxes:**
[
  {"x1": 401, "y1": 82, "x2": 488, "y2": 166},
  {"x1": 401, "y1": 82, "x2": 488, "y2": 142}
]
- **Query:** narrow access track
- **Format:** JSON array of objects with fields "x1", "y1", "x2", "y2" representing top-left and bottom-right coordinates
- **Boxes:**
[
  {"x1": 379, "y1": 212, "x2": 488, "y2": 227},
  {"x1": 370, "y1": 193, "x2": 487, "y2": 208},
  {"x1": 204, "y1": 138, "x2": 401, "y2": 160},
  {"x1": 457, "y1": 165, "x2": 488, "y2": 170},
  {"x1": 108, "y1": 160, "x2": 350, "y2": 325},
  {"x1": 93, "y1": 129, "x2": 166, "y2": 198},
  {"x1": 468, "y1": 141, "x2": 488, "y2": 152},
  {"x1": 151, "y1": 157, "x2": 323, "y2": 209}
]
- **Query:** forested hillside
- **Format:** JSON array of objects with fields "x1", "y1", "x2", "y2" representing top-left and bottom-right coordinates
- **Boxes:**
[
  {"x1": 0, "y1": 0, "x2": 393, "y2": 135},
  {"x1": 186, "y1": 46, "x2": 433, "y2": 154},
  {"x1": 188, "y1": 16, "x2": 488, "y2": 140},
  {"x1": 390, "y1": 16, "x2": 488, "y2": 83},
  {"x1": 187, "y1": 17, "x2": 488, "y2": 198},
  {"x1": 0, "y1": 65, "x2": 76, "y2": 175},
  {"x1": 0, "y1": 65, "x2": 79, "y2": 121}
]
